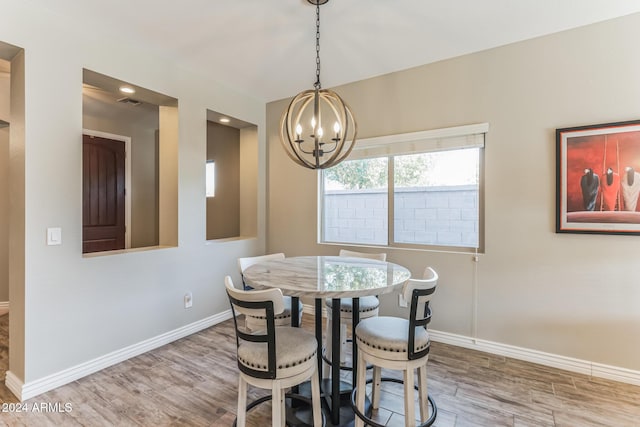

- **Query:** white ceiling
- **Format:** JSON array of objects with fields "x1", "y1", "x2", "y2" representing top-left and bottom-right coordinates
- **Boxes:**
[{"x1": 24, "y1": 0, "x2": 640, "y2": 102}]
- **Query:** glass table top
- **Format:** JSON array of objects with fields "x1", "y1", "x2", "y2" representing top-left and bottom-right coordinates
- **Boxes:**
[{"x1": 243, "y1": 256, "x2": 412, "y2": 298}]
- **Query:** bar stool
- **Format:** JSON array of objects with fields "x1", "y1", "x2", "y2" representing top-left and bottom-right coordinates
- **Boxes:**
[
  {"x1": 238, "y1": 253, "x2": 303, "y2": 331},
  {"x1": 225, "y1": 276, "x2": 323, "y2": 427},
  {"x1": 352, "y1": 267, "x2": 438, "y2": 427},
  {"x1": 324, "y1": 249, "x2": 386, "y2": 377}
]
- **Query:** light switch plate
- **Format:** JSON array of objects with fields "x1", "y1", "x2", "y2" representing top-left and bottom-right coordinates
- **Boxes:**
[{"x1": 47, "y1": 227, "x2": 62, "y2": 245}]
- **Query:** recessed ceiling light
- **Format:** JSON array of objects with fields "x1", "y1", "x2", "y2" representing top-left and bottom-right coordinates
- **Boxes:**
[
  {"x1": 119, "y1": 86, "x2": 135, "y2": 94},
  {"x1": 220, "y1": 118, "x2": 230, "y2": 123}
]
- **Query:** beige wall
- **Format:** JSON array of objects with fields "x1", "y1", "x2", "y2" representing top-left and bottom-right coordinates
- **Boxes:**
[
  {"x1": 206, "y1": 121, "x2": 240, "y2": 240},
  {"x1": 0, "y1": 126, "x2": 7, "y2": 302},
  {"x1": 158, "y1": 106, "x2": 179, "y2": 247},
  {"x1": 9, "y1": 49, "x2": 25, "y2": 381},
  {"x1": 239, "y1": 126, "x2": 258, "y2": 238},
  {"x1": 0, "y1": 65, "x2": 8, "y2": 302},
  {"x1": 0, "y1": 2, "x2": 266, "y2": 388},
  {"x1": 267, "y1": 13, "x2": 640, "y2": 371}
]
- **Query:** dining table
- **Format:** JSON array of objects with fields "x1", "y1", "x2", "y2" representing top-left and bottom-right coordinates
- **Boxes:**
[{"x1": 243, "y1": 255, "x2": 412, "y2": 426}]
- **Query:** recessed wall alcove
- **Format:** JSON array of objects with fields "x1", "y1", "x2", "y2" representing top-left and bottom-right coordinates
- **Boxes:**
[
  {"x1": 82, "y1": 69, "x2": 179, "y2": 254},
  {"x1": 206, "y1": 110, "x2": 258, "y2": 240}
]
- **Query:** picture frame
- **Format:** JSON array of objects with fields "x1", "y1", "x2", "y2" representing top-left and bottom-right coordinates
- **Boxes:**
[{"x1": 556, "y1": 119, "x2": 640, "y2": 234}]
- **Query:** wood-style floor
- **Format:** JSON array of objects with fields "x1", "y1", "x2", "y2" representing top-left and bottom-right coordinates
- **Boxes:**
[{"x1": 0, "y1": 313, "x2": 639, "y2": 426}]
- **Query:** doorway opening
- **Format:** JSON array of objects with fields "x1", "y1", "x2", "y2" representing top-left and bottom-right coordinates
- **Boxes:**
[{"x1": 82, "y1": 131, "x2": 132, "y2": 253}]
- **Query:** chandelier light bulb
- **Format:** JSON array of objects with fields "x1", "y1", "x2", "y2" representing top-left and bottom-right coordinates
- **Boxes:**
[
  {"x1": 317, "y1": 127, "x2": 324, "y2": 138},
  {"x1": 333, "y1": 122, "x2": 340, "y2": 133},
  {"x1": 295, "y1": 124, "x2": 303, "y2": 138}
]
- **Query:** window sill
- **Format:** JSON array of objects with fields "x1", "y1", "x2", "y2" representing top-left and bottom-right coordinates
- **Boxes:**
[
  {"x1": 82, "y1": 245, "x2": 176, "y2": 258},
  {"x1": 318, "y1": 241, "x2": 483, "y2": 256}
]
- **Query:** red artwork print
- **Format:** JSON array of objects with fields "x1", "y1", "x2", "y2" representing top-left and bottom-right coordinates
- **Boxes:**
[
  {"x1": 566, "y1": 131, "x2": 640, "y2": 212},
  {"x1": 557, "y1": 120, "x2": 640, "y2": 234}
]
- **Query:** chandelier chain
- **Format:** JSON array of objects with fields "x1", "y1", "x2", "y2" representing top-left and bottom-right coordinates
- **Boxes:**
[
  {"x1": 279, "y1": 0, "x2": 357, "y2": 169},
  {"x1": 314, "y1": 3, "x2": 321, "y2": 89}
]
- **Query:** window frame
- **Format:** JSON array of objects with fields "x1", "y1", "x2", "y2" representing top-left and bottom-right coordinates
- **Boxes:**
[
  {"x1": 318, "y1": 123, "x2": 488, "y2": 254},
  {"x1": 206, "y1": 159, "x2": 215, "y2": 198}
]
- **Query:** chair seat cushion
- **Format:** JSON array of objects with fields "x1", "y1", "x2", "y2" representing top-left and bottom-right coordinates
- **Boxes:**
[
  {"x1": 325, "y1": 296, "x2": 379, "y2": 314},
  {"x1": 238, "y1": 327, "x2": 317, "y2": 377},
  {"x1": 247, "y1": 296, "x2": 303, "y2": 320},
  {"x1": 355, "y1": 316, "x2": 429, "y2": 361}
]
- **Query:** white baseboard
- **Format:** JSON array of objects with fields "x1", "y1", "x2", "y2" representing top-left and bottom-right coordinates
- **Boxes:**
[
  {"x1": 5, "y1": 309, "x2": 233, "y2": 401},
  {"x1": 5, "y1": 371, "x2": 21, "y2": 398},
  {"x1": 429, "y1": 329, "x2": 640, "y2": 386},
  {"x1": 8, "y1": 314, "x2": 638, "y2": 401}
]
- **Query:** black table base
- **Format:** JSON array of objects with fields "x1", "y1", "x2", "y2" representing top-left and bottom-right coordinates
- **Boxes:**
[
  {"x1": 285, "y1": 380, "x2": 372, "y2": 427},
  {"x1": 318, "y1": 297, "x2": 365, "y2": 426}
]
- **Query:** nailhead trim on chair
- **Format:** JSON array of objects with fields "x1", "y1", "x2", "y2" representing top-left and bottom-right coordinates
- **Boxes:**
[
  {"x1": 356, "y1": 336, "x2": 429, "y2": 354},
  {"x1": 336, "y1": 306, "x2": 378, "y2": 314},
  {"x1": 248, "y1": 297, "x2": 302, "y2": 320},
  {"x1": 239, "y1": 351, "x2": 316, "y2": 371},
  {"x1": 326, "y1": 296, "x2": 380, "y2": 313},
  {"x1": 247, "y1": 312, "x2": 292, "y2": 320}
]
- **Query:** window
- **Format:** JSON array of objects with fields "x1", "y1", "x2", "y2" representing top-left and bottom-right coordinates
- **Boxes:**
[
  {"x1": 323, "y1": 157, "x2": 388, "y2": 245},
  {"x1": 320, "y1": 124, "x2": 487, "y2": 252},
  {"x1": 206, "y1": 160, "x2": 215, "y2": 197}
]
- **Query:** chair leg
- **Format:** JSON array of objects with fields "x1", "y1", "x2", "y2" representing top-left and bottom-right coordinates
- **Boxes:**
[
  {"x1": 403, "y1": 368, "x2": 416, "y2": 427},
  {"x1": 237, "y1": 375, "x2": 247, "y2": 427},
  {"x1": 371, "y1": 366, "x2": 382, "y2": 410},
  {"x1": 324, "y1": 315, "x2": 333, "y2": 379},
  {"x1": 272, "y1": 382, "x2": 284, "y2": 427},
  {"x1": 311, "y1": 367, "x2": 322, "y2": 427},
  {"x1": 355, "y1": 351, "x2": 367, "y2": 427},
  {"x1": 280, "y1": 387, "x2": 287, "y2": 427},
  {"x1": 340, "y1": 323, "x2": 347, "y2": 364},
  {"x1": 418, "y1": 364, "x2": 428, "y2": 422}
]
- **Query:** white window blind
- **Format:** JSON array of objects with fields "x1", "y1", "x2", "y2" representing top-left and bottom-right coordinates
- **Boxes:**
[{"x1": 349, "y1": 123, "x2": 488, "y2": 160}]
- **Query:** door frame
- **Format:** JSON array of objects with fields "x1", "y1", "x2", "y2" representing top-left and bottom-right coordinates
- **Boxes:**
[{"x1": 82, "y1": 129, "x2": 132, "y2": 249}]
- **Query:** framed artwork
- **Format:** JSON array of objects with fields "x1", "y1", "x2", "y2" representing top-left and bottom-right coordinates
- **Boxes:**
[{"x1": 556, "y1": 119, "x2": 640, "y2": 234}]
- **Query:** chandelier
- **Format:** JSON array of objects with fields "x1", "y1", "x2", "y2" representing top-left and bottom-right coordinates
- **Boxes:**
[{"x1": 279, "y1": 0, "x2": 357, "y2": 170}]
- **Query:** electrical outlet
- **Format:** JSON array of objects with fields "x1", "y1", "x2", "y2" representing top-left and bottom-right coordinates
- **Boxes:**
[
  {"x1": 398, "y1": 293, "x2": 408, "y2": 308},
  {"x1": 184, "y1": 292, "x2": 193, "y2": 309}
]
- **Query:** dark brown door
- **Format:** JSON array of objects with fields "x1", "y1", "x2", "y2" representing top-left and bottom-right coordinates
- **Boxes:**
[{"x1": 83, "y1": 134, "x2": 126, "y2": 253}]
